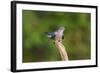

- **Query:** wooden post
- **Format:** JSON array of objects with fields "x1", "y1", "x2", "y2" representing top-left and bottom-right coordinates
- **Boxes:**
[{"x1": 54, "y1": 40, "x2": 68, "y2": 61}]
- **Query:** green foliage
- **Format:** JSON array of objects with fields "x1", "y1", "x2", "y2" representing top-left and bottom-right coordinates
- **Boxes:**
[{"x1": 22, "y1": 10, "x2": 91, "y2": 62}]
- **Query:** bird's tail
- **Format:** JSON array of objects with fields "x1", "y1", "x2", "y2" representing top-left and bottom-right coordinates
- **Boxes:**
[{"x1": 45, "y1": 32, "x2": 55, "y2": 39}]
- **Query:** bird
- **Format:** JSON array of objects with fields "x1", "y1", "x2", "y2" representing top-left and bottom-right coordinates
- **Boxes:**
[
  {"x1": 46, "y1": 27, "x2": 68, "y2": 60},
  {"x1": 46, "y1": 27, "x2": 65, "y2": 41}
]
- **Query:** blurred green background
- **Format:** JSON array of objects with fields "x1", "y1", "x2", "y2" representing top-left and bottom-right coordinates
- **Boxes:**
[{"x1": 22, "y1": 10, "x2": 91, "y2": 63}]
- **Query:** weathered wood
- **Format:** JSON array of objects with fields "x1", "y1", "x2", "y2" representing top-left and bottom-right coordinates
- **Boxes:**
[{"x1": 54, "y1": 40, "x2": 68, "y2": 60}]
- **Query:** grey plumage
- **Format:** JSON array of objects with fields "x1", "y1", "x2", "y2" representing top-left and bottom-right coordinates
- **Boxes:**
[{"x1": 46, "y1": 27, "x2": 65, "y2": 41}]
